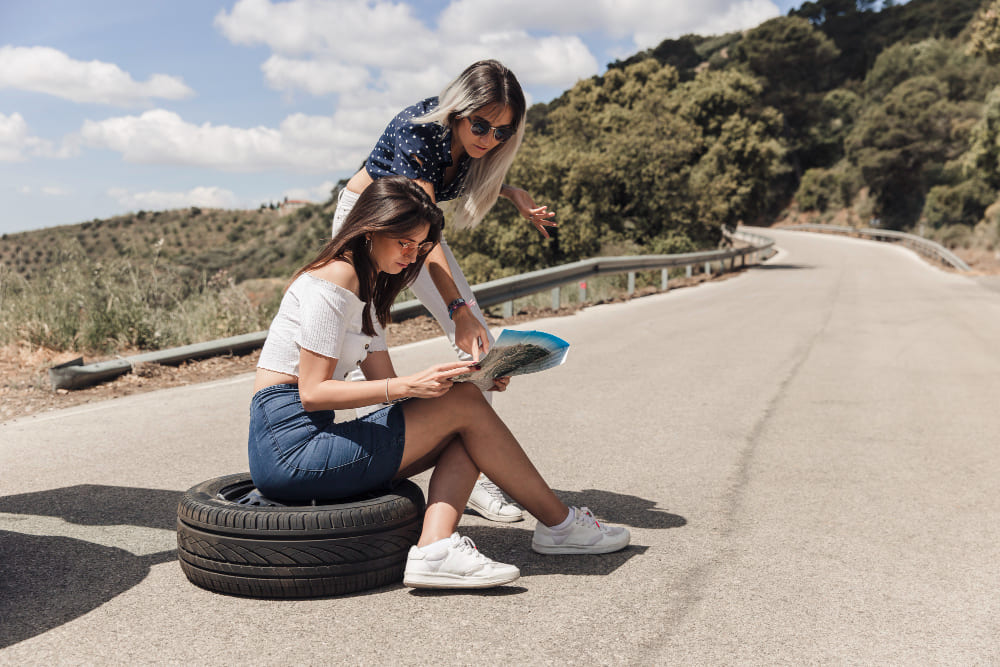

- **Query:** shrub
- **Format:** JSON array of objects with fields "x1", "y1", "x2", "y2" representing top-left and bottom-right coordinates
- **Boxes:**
[
  {"x1": 649, "y1": 234, "x2": 696, "y2": 255},
  {"x1": 922, "y1": 178, "x2": 996, "y2": 227},
  {"x1": 796, "y1": 168, "x2": 843, "y2": 212},
  {"x1": 0, "y1": 246, "x2": 269, "y2": 353},
  {"x1": 931, "y1": 223, "x2": 975, "y2": 248},
  {"x1": 457, "y1": 252, "x2": 503, "y2": 284}
]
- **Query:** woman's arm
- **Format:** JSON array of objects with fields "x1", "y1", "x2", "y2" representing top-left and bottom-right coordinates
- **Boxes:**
[
  {"x1": 500, "y1": 184, "x2": 557, "y2": 238},
  {"x1": 422, "y1": 243, "x2": 490, "y2": 362},
  {"x1": 412, "y1": 178, "x2": 491, "y2": 362},
  {"x1": 297, "y1": 348, "x2": 475, "y2": 411},
  {"x1": 297, "y1": 349, "x2": 391, "y2": 411}
]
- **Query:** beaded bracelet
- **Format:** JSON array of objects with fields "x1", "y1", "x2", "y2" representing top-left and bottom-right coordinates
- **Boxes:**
[{"x1": 447, "y1": 297, "x2": 470, "y2": 320}]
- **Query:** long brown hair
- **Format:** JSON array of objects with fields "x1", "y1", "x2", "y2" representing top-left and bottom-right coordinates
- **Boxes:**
[{"x1": 291, "y1": 177, "x2": 443, "y2": 335}]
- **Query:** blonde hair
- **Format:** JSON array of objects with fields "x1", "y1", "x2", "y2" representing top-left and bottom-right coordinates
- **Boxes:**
[{"x1": 415, "y1": 60, "x2": 526, "y2": 229}]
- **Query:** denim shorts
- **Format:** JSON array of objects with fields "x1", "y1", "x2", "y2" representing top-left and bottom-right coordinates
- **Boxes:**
[{"x1": 248, "y1": 384, "x2": 407, "y2": 502}]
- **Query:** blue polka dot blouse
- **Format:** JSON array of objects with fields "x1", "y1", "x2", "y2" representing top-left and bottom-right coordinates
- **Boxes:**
[{"x1": 364, "y1": 97, "x2": 471, "y2": 203}]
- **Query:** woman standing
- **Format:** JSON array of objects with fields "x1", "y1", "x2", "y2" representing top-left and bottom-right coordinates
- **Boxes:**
[
  {"x1": 253, "y1": 177, "x2": 629, "y2": 590},
  {"x1": 331, "y1": 60, "x2": 555, "y2": 523}
]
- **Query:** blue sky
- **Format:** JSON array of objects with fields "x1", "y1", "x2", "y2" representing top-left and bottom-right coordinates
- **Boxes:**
[{"x1": 1, "y1": 0, "x2": 829, "y2": 235}]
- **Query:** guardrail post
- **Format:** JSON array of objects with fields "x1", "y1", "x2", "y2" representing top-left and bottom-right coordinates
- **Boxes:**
[
  {"x1": 627, "y1": 271, "x2": 635, "y2": 296},
  {"x1": 502, "y1": 301, "x2": 513, "y2": 318},
  {"x1": 661, "y1": 269, "x2": 668, "y2": 290},
  {"x1": 551, "y1": 286, "x2": 560, "y2": 311},
  {"x1": 686, "y1": 265, "x2": 692, "y2": 278},
  {"x1": 705, "y1": 261, "x2": 712, "y2": 275}
]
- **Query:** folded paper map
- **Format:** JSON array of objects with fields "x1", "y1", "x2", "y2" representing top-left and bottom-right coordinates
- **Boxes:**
[{"x1": 452, "y1": 329, "x2": 570, "y2": 391}]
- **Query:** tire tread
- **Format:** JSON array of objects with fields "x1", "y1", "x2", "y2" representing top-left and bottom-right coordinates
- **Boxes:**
[{"x1": 175, "y1": 474, "x2": 423, "y2": 599}]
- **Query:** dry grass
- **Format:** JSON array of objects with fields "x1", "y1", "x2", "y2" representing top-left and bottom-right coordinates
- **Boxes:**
[{"x1": 0, "y1": 268, "x2": 739, "y2": 423}]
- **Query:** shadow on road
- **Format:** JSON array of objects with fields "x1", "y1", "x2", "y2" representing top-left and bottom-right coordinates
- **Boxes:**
[
  {"x1": 0, "y1": 531, "x2": 174, "y2": 649},
  {"x1": 754, "y1": 263, "x2": 812, "y2": 270},
  {"x1": 0, "y1": 485, "x2": 686, "y2": 642},
  {"x1": 0, "y1": 485, "x2": 181, "y2": 649},
  {"x1": 0, "y1": 484, "x2": 180, "y2": 529},
  {"x1": 454, "y1": 488, "x2": 683, "y2": 581},
  {"x1": 550, "y1": 488, "x2": 686, "y2": 530}
]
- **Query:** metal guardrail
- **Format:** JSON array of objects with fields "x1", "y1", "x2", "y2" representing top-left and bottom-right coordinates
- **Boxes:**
[
  {"x1": 393, "y1": 227, "x2": 774, "y2": 320},
  {"x1": 48, "y1": 332, "x2": 271, "y2": 390},
  {"x1": 49, "y1": 229, "x2": 776, "y2": 390},
  {"x1": 782, "y1": 224, "x2": 971, "y2": 272}
]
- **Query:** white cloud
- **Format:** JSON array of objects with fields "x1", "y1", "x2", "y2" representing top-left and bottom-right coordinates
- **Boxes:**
[
  {"x1": 439, "y1": 0, "x2": 781, "y2": 48},
  {"x1": 0, "y1": 112, "x2": 56, "y2": 161},
  {"x1": 621, "y1": 0, "x2": 782, "y2": 48},
  {"x1": 214, "y1": 0, "x2": 599, "y2": 100},
  {"x1": 215, "y1": 0, "x2": 433, "y2": 65},
  {"x1": 64, "y1": 0, "x2": 784, "y2": 177},
  {"x1": 0, "y1": 46, "x2": 194, "y2": 107},
  {"x1": 14, "y1": 184, "x2": 71, "y2": 196},
  {"x1": 283, "y1": 181, "x2": 339, "y2": 202},
  {"x1": 80, "y1": 108, "x2": 373, "y2": 173},
  {"x1": 262, "y1": 56, "x2": 370, "y2": 95},
  {"x1": 108, "y1": 186, "x2": 242, "y2": 211}
]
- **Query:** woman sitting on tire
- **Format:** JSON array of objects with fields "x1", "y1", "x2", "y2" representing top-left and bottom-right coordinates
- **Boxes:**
[{"x1": 250, "y1": 176, "x2": 629, "y2": 590}]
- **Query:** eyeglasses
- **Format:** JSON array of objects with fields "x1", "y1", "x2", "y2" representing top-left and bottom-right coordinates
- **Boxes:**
[
  {"x1": 468, "y1": 116, "x2": 515, "y2": 143},
  {"x1": 398, "y1": 240, "x2": 435, "y2": 256}
]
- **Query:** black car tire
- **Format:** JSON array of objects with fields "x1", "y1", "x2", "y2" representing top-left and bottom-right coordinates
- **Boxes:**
[{"x1": 176, "y1": 473, "x2": 424, "y2": 599}]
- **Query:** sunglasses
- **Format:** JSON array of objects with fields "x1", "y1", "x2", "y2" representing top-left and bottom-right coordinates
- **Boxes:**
[
  {"x1": 398, "y1": 239, "x2": 435, "y2": 256},
  {"x1": 468, "y1": 116, "x2": 515, "y2": 143}
]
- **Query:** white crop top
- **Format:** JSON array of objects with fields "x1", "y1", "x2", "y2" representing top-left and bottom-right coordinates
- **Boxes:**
[{"x1": 257, "y1": 273, "x2": 387, "y2": 380}]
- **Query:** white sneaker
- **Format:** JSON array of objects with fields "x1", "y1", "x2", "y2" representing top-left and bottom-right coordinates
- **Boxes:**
[
  {"x1": 466, "y1": 475, "x2": 524, "y2": 522},
  {"x1": 403, "y1": 533, "x2": 520, "y2": 589},
  {"x1": 531, "y1": 506, "x2": 630, "y2": 555}
]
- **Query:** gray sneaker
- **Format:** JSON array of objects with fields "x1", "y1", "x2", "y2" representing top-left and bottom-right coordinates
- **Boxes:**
[
  {"x1": 531, "y1": 506, "x2": 630, "y2": 555},
  {"x1": 403, "y1": 533, "x2": 520, "y2": 589},
  {"x1": 467, "y1": 475, "x2": 524, "y2": 522}
]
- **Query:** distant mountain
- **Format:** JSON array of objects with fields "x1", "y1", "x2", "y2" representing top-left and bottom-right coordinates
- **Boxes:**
[{"x1": 0, "y1": 199, "x2": 336, "y2": 284}]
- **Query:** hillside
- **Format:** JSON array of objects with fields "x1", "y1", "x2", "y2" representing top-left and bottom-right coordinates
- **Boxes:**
[
  {"x1": 4, "y1": 0, "x2": 1000, "y2": 356},
  {"x1": 0, "y1": 199, "x2": 336, "y2": 284}
]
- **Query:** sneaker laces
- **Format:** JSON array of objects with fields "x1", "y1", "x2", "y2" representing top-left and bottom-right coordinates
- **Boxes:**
[
  {"x1": 477, "y1": 477, "x2": 507, "y2": 504},
  {"x1": 575, "y1": 507, "x2": 610, "y2": 533},
  {"x1": 454, "y1": 534, "x2": 492, "y2": 564}
]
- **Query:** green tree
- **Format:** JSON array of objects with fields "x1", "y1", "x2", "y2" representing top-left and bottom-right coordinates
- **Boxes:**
[
  {"x1": 730, "y1": 16, "x2": 840, "y2": 174},
  {"x1": 796, "y1": 167, "x2": 842, "y2": 211},
  {"x1": 923, "y1": 178, "x2": 995, "y2": 227},
  {"x1": 967, "y1": 86, "x2": 1000, "y2": 188},
  {"x1": 846, "y1": 76, "x2": 972, "y2": 227},
  {"x1": 968, "y1": 0, "x2": 1000, "y2": 64}
]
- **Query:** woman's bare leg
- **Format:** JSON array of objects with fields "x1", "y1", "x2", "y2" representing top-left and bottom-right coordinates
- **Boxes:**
[
  {"x1": 403, "y1": 436, "x2": 478, "y2": 546},
  {"x1": 397, "y1": 383, "x2": 569, "y2": 528}
]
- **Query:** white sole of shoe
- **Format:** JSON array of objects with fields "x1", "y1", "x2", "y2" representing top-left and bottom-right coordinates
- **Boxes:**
[
  {"x1": 530, "y1": 540, "x2": 630, "y2": 555},
  {"x1": 403, "y1": 570, "x2": 520, "y2": 589},
  {"x1": 465, "y1": 502, "x2": 524, "y2": 523}
]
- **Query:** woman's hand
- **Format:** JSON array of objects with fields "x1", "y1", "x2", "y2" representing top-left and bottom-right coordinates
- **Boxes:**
[
  {"x1": 488, "y1": 376, "x2": 511, "y2": 392},
  {"x1": 396, "y1": 361, "x2": 474, "y2": 399},
  {"x1": 503, "y1": 186, "x2": 556, "y2": 238},
  {"x1": 452, "y1": 308, "x2": 490, "y2": 362}
]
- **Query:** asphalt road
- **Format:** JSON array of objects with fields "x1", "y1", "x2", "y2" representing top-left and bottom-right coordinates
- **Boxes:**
[{"x1": 2, "y1": 228, "x2": 998, "y2": 665}]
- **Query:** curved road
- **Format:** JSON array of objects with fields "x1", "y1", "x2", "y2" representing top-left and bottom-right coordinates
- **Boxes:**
[{"x1": 2, "y1": 228, "x2": 998, "y2": 664}]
